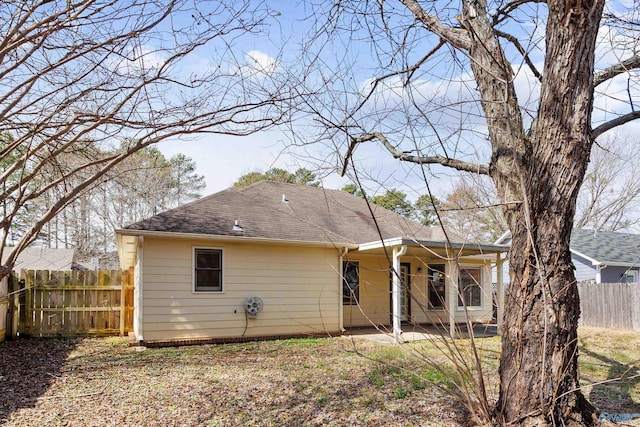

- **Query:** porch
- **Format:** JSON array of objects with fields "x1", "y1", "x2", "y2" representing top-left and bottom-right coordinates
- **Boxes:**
[{"x1": 341, "y1": 237, "x2": 509, "y2": 343}]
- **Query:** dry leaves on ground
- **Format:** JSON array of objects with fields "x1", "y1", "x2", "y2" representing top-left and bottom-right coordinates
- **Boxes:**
[{"x1": 0, "y1": 336, "x2": 466, "y2": 427}]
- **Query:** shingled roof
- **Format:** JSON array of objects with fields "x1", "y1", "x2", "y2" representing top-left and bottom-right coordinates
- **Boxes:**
[
  {"x1": 124, "y1": 181, "x2": 454, "y2": 246},
  {"x1": 571, "y1": 228, "x2": 640, "y2": 266}
]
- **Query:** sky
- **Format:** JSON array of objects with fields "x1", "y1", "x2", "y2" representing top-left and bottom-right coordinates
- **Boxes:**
[
  {"x1": 151, "y1": 1, "x2": 483, "y2": 200},
  {"x1": 154, "y1": 0, "x2": 639, "y2": 201}
]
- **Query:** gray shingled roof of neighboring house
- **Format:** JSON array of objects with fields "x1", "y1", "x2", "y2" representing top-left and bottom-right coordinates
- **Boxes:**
[
  {"x1": 496, "y1": 229, "x2": 640, "y2": 266},
  {"x1": 124, "y1": 181, "x2": 457, "y2": 245},
  {"x1": 2, "y1": 247, "x2": 81, "y2": 271},
  {"x1": 571, "y1": 228, "x2": 640, "y2": 266}
]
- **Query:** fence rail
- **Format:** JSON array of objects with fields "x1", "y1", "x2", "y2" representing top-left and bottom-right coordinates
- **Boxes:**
[
  {"x1": 578, "y1": 282, "x2": 640, "y2": 331},
  {"x1": 9, "y1": 268, "x2": 134, "y2": 338}
]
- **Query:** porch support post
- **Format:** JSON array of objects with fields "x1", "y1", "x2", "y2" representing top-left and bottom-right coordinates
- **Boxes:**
[
  {"x1": 339, "y1": 247, "x2": 348, "y2": 332},
  {"x1": 392, "y1": 244, "x2": 407, "y2": 343},
  {"x1": 496, "y1": 254, "x2": 505, "y2": 335},
  {"x1": 448, "y1": 261, "x2": 458, "y2": 338}
]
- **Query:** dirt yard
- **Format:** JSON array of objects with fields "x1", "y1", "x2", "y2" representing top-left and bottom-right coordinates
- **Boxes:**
[{"x1": 0, "y1": 328, "x2": 638, "y2": 426}]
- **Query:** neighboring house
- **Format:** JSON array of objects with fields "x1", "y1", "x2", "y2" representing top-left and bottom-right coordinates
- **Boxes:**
[
  {"x1": 571, "y1": 229, "x2": 640, "y2": 283},
  {"x1": 116, "y1": 181, "x2": 508, "y2": 346},
  {"x1": 2, "y1": 247, "x2": 85, "y2": 271},
  {"x1": 495, "y1": 229, "x2": 640, "y2": 284},
  {"x1": 0, "y1": 247, "x2": 88, "y2": 342}
]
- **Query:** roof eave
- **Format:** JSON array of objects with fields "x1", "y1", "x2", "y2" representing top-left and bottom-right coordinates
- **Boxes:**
[
  {"x1": 114, "y1": 228, "x2": 358, "y2": 249},
  {"x1": 358, "y1": 237, "x2": 509, "y2": 254},
  {"x1": 570, "y1": 248, "x2": 602, "y2": 266}
]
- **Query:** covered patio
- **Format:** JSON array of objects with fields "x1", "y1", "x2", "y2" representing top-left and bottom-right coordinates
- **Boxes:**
[{"x1": 342, "y1": 237, "x2": 509, "y2": 343}]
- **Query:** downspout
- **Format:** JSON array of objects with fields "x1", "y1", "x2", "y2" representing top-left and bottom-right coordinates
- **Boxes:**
[
  {"x1": 134, "y1": 236, "x2": 144, "y2": 343},
  {"x1": 595, "y1": 263, "x2": 606, "y2": 284},
  {"x1": 392, "y1": 245, "x2": 407, "y2": 343},
  {"x1": 339, "y1": 247, "x2": 348, "y2": 333}
]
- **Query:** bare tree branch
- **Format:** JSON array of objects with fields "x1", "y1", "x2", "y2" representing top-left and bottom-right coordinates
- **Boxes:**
[
  {"x1": 0, "y1": 1, "x2": 293, "y2": 274},
  {"x1": 592, "y1": 111, "x2": 640, "y2": 138},
  {"x1": 495, "y1": 30, "x2": 542, "y2": 81},
  {"x1": 399, "y1": 0, "x2": 471, "y2": 50},
  {"x1": 491, "y1": 0, "x2": 547, "y2": 26},
  {"x1": 349, "y1": 132, "x2": 489, "y2": 175},
  {"x1": 593, "y1": 54, "x2": 640, "y2": 88}
]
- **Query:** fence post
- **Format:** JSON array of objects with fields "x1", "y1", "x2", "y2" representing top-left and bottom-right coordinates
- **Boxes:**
[
  {"x1": 632, "y1": 283, "x2": 640, "y2": 332},
  {"x1": 0, "y1": 275, "x2": 6, "y2": 342},
  {"x1": 11, "y1": 273, "x2": 20, "y2": 338},
  {"x1": 23, "y1": 269, "x2": 34, "y2": 335}
]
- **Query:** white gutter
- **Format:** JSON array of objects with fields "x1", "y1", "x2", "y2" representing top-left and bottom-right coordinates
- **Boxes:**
[
  {"x1": 115, "y1": 229, "x2": 357, "y2": 250},
  {"x1": 570, "y1": 248, "x2": 601, "y2": 266},
  {"x1": 392, "y1": 245, "x2": 407, "y2": 343},
  {"x1": 358, "y1": 237, "x2": 508, "y2": 254}
]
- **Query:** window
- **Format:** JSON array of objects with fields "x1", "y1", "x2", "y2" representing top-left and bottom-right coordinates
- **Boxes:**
[
  {"x1": 623, "y1": 270, "x2": 639, "y2": 283},
  {"x1": 194, "y1": 248, "x2": 223, "y2": 292},
  {"x1": 342, "y1": 261, "x2": 359, "y2": 305},
  {"x1": 428, "y1": 264, "x2": 446, "y2": 309},
  {"x1": 458, "y1": 267, "x2": 482, "y2": 307}
]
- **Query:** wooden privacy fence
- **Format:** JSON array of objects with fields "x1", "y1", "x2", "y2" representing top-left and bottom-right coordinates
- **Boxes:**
[
  {"x1": 9, "y1": 269, "x2": 134, "y2": 338},
  {"x1": 578, "y1": 282, "x2": 640, "y2": 331}
]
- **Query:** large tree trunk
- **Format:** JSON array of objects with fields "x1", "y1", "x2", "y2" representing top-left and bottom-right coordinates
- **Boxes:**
[
  {"x1": 495, "y1": 189, "x2": 598, "y2": 426},
  {"x1": 461, "y1": 0, "x2": 606, "y2": 423}
]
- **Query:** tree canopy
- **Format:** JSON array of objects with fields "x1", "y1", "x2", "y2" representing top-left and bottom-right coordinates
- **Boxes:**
[
  {"x1": 342, "y1": 184, "x2": 441, "y2": 226},
  {"x1": 233, "y1": 168, "x2": 320, "y2": 188},
  {"x1": 12, "y1": 144, "x2": 204, "y2": 257}
]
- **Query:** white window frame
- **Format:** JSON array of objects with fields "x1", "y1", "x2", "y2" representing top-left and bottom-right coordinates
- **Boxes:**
[
  {"x1": 457, "y1": 266, "x2": 483, "y2": 309},
  {"x1": 192, "y1": 247, "x2": 224, "y2": 293}
]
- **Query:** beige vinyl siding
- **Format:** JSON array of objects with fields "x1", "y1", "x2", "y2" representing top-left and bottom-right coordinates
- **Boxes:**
[
  {"x1": 141, "y1": 237, "x2": 341, "y2": 342},
  {"x1": 342, "y1": 254, "x2": 391, "y2": 327},
  {"x1": 343, "y1": 254, "x2": 494, "y2": 328}
]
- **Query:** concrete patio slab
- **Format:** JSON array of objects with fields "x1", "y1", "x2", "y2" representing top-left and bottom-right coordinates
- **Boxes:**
[{"x1": 342, "y1": 324, "x2": 498, "y2": 344}]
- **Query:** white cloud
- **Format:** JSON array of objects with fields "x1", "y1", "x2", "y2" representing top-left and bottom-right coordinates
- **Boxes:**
[
  {"x1": 112, "y1": 45, "x2": 166, "y2": 75},
  {"x1": 245, "y1": 50, "x2": 278, "y2": 74},
  {"x1": 233, "y1": 50, "x2": 280, "y2": 81}
]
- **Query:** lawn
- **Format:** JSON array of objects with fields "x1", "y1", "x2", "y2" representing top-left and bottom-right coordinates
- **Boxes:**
[{"x1": 0, "y1": 327, "x2": 638, "y2": 426}]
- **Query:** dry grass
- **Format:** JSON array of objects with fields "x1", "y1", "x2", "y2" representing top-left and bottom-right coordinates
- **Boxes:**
[
  {"x1": 578, "y1": 328, "x2": 640, "y2": 424},
  {"x1": 0, "y1": 327, "x2": 638, "y2": 426}
]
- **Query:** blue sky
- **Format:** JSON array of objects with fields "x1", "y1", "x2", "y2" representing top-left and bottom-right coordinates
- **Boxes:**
[
  {"x1": 155, "y1": 0, "x2": 639, "y2": 200},
  {"x1": 154, "y1": 1, "x2": 457, "y2": 198}
]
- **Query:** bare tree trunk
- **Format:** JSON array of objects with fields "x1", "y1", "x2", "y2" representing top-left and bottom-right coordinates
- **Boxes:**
[
  {"x1": 483, "y1": 0, "x2": 605, "y2": 422},
  {"x1": 496, "y1": 185, "x2": 597, "y2": 425}
]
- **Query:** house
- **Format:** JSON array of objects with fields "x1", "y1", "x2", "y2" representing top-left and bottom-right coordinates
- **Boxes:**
[
  {"x1": 115, "y1": 181, "x2": 508, "y2": 346},
  {"x1": 571, "y1": 229, "x2": 640, "y2": 283},
  {"x1": 495, "y1": 229, "x2": 640, "y2": 284},
  {"x1": 2, "y1": 247, "x2": 85, "y2": 271}
]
